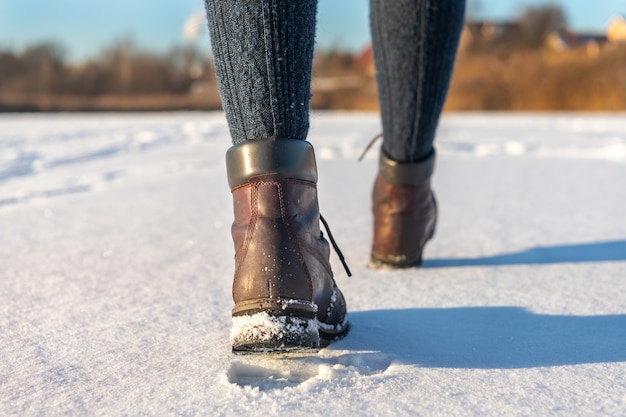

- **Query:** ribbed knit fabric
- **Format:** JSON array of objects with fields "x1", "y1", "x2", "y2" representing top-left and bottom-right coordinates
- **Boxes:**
[
  {"x1": 370, "y1": 0, "x2": 465, "y2": 163},
  {"x1": 204, "y1": 0, "x2": 317, "y2": 144},
  {"x1": 204, "y1": 0, "x2": 464, "y2": 155}
]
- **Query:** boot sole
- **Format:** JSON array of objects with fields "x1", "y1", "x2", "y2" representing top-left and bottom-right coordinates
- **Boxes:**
[
  {"x1": 369, "y1": 255, "x2": 423, "y2": 269},
  {"x1": 231, "y1": 299, "x2": 349, "y2": 354},
  {"x1": 319, "y1": 316, "x2": 350, "y2": 347}
]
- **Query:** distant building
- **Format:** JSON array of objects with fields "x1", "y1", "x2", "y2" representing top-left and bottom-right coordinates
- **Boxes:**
[
  {"x1": 546, "y1": 28, "x2": 607, "y2": 56},
  {"x1": 606, "y1": 15, "x2": 626, "y2": 43}
]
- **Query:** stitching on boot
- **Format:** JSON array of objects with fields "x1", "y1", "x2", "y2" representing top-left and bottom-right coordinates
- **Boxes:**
[
  {"x1": 234, "y1": 183, "x2": 259, "y2": 278},
  {"x1": 277, "y1": 181, "x2": 314, "y2": 296},
  {"x1": 299, "y1": 239, "x2": 333, "y2": 277}
]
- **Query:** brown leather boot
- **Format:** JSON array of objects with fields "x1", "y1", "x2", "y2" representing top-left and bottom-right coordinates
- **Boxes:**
[
  {"x1": 371, "y1": 150, "x2": 437, "y2": 268},
  {"x1": 226, "y1": 137, "x2": 349, "y2": 353}
]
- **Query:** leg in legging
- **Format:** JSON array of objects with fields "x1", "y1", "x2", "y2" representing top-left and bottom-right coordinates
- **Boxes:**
[
  {"x1": 370, "y1": 0, "x2": 465, "y2": 163},
  {"x1": 369, "y1": 0, "x2": 465, "y2": 268},
  {"x1": 204, "y1": 0, "x2": 350, "y2": 352},
  {"x1": 204, "y1": 0, "x2": 317, "y2": 144}
]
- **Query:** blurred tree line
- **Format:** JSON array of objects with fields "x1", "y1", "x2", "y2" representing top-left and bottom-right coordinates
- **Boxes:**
[
  {"x1": 464, "y1": 4, "x2": 567, "y2": 50},
  {"x1": 1, "y1": 5, "x2": 624, "y2": 111},
  {"x1": 0, "y1": 38, "x2": 215, "y2": 96}
]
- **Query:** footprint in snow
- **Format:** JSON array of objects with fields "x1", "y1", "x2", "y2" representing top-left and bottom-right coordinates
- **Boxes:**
[{"x1": 227, "y1": 351, "x2": 392, "y2": 391}]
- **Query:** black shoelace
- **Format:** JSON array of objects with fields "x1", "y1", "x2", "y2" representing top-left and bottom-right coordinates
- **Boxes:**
[
  {"x1": 320, "y1": 214, "x2": 352, "y2": 277},
  {"x1": 357, "y1": 132, "x2": 383, "y2": 162}
]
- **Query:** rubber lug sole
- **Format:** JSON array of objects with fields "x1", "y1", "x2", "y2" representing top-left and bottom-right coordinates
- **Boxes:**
[{"x1": 231, "y1": 299, "x2": 349, "y2": 354}]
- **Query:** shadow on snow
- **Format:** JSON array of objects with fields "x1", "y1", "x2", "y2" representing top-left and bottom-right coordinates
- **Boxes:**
[
  {"x1": 341, "y1": 307, "x2": 626, "y2": 369},
  {"x1": 424, "y1": 239, "x2": 626, "y2": 268}
]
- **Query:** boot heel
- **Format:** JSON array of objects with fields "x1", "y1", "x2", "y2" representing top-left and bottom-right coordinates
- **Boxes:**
[{"x1": 231, "y1": 299, "x2": 320, "y2": 353}]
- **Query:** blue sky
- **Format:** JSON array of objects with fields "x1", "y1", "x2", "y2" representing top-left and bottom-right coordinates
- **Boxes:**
[{"x1": 0, "y1": 0, "x2": 623, "y2": 62}]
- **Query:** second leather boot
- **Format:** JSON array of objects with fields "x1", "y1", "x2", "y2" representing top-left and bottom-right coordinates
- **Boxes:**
[{"x1": 371, "y1": 150, "x2": 437, "y2": 268}]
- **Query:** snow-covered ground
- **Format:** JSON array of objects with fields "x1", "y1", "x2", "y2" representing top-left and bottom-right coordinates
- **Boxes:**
[{"x1": 1, "y1": 112, "x2": 626, "y2": 416}]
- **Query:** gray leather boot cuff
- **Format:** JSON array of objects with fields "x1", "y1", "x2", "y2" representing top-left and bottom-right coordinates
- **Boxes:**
[
  {"x1": 226, "y1": 137, "x2": 318, "y2": 189},
  {"x1": 379, "y1": 149, "x2": 436, "y2": 186}
]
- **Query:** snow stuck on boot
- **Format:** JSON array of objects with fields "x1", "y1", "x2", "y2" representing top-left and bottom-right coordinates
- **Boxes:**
[{"x1": 231, "y1": 312, "x2": 320, "y2": 353}]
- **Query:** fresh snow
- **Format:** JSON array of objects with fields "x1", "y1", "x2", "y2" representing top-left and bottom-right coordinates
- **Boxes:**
[{"x1": 1, "y1": 111, "x2": 626, "y2": 416}]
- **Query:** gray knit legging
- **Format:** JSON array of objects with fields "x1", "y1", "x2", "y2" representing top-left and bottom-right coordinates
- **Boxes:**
[{"x1": 204, "y1": 0, "x2": 465, "y2": 163}]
